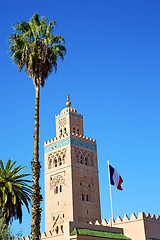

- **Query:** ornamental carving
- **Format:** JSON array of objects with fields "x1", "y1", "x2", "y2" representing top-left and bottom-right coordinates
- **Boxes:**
[
  {"x1": 58, "y1": 117, "x2": 67, "y2": 128},
  {"x1": 74, "y1": 147, "x2": 94, "y2": 167},
  {"x1": 50, "y1": 174, "x2": 65, "y2": 189},
  {"x1": 48, "y1": 149, "x2": 66, "y2": 169},
  {"x1": 71, "y1": 116, "x2": 80, "y2": 127}
]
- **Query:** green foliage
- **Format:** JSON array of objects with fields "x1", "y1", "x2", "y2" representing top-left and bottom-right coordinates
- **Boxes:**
[
  {"x1": 0, "y1": 208, "x2": 14, "y2": 240},
  {"x1": 0, "y1": 159, "x2": 32, "y2": 224},
  {"x1": 8, "y1": 13, "x2": 66, "y2": 88}
]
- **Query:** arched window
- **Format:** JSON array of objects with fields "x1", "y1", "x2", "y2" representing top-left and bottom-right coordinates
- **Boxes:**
[
  {"x1": 85, "y1": 157, "x2": 88, "y2": 165},
  {"x1": 64, "y1": 128, "x2": 67, "y2": 134},
  {"x1": 77, "y1": 129, "x2": 79, "y2": 135},
  {"x1": 73, "y1": 128, "x2": 76, "y2": 134},
  {"x1": 80, "y1": 156, "x2": 83, "y2": 164},
  {"x1": 59, "y1": 157, "x2": 62, "y2": 166},
  {"x1": 54, "y1": 158, "x2": 57, "y2": 167},
  {"x1": 60, "y1": 129, "x2": 62, "y2": 135},
  {"x1": 60, "y1": 185, "x2": 62, "y2": 193},
  {"x1": 55, "y1": 226, "x2": 59, "y2": 234},
  {"x1": 61, "y1": 225, "x2": 64, "y2": 233}
]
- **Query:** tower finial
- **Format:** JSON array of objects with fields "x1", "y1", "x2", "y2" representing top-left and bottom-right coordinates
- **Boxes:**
[{"x1": 66, "y1": 94, "x2": 71, "y2": 107}]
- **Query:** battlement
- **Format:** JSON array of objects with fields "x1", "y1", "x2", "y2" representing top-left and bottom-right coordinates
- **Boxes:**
[
  {"x1": 16, "y1": 228, "x2": 65, "y2": 240},
  {"x1": 89, "y1": 212, "x2": 160, "y2": 226},
  {"x1": 56, "y1": 107, "x2": 83, "y2": 118},
  {"x1": 44, "y1": 137, "x2": 59, "y2": 146},
  {"x1": 16, "y1": 213, "x2": 160, "y2": 240},
  {"x1": 71, "y1": 132, "x2": 96, "y2": 144},
  {"x1": 44, "y1": 134, "x2": 96, "y2": 147}
]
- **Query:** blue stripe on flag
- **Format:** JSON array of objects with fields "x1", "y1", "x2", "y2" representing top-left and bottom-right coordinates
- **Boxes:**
[{"x1": 109, "y1": 165, "x2": 115, "y2": 186}]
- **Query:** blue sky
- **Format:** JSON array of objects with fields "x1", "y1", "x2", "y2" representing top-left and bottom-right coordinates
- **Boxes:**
[{"x1": 0, "y1": 0, "x2": 160, "y2": 237}]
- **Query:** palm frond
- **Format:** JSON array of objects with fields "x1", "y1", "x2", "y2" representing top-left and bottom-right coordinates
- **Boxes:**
[
  {"x1": 0, "y1": 159, "x2": 31, "y2": 224},
  {"x1": 13, "y1": 21, "x2": 30, "y2": 33},
  {"x1": 47, "y1": 21, "x2": 57, "y2": 33},
  {"x1": 8, "y1": 13, "x2": 66, "y2": 88},
  {"x1": 0, "y1": 160, "x2": 4, "y2": 170}
]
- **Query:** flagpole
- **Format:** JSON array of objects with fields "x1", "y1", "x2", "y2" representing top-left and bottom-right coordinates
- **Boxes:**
[{"x1": 107, "y1": 160, "x2": 114, "y2": 227}]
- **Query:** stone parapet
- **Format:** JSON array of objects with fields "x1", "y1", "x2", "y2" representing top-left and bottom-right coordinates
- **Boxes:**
[
  {"x1": 88, "y1": 212, "x2": 160, "y2": 226},
  {"x1": 44, "y1": 134, "x2": 96, "y2": 147},
  {"x1": 16, "y1": 213, "x2": 160, "y2": 240},
  {"x1": 55, "y1": 108, "x2": 83, "y2": 119}
]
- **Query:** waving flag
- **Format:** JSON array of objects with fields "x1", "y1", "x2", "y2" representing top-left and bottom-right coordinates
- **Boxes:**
[{"x1": 109, "y1": 164, "x2": 123, "y2": 190}]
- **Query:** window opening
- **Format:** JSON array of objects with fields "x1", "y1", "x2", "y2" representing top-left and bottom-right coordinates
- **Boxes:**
[
  {"x1": 54, "y1": 158, "x2": 57, "y2": 167},
  {"x1": 86, "y1": 195, "x2": 89, "y2": 201},
  {"x1": 80, "y1": 182, "x2": 82, "y2": 186},
  {"x1": 73, "y1": 128, "x2": 75, "y2": 134},
  {"x1": 53, "y1": 216, "x2": 55, "y2": 221},
  {"x1": 60, "y1": 129, "x2": 62, "y2": 135},
  {"x1": 85, "y1": 157, "x2": 88, "y2": 165},
  {"x1": 77, "y1": 129, "x2": 79, "y2": 135},
  {"x1": 60, "y1": 185, "x2": 62, "y2": 193},
  {"x1": 55, "y1": 226, "x2": 59, "y2": 234},
  {"x1": 80, "y1": 156, "x2": 83, "y2": 164},
  {"x1": 82, "y1": 194, "x2": 84, "y2": 201},
  {"x1": 61, "y1": 225, "x2": 64, "y2": 233},
  {"x1": 59, "y1": 157, "x2": 62, "y2": 166},
  {"x1": 64, "y1": 128, "x2": 67, "y2": 134}
]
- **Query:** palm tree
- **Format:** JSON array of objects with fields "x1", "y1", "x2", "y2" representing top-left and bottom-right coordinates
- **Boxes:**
[
  {"x1": 8, "y1": 13, "x2": 66, "y2": 239},
  {"x1": 0, "y1": 159, "x2": 31, "y2": 224}
]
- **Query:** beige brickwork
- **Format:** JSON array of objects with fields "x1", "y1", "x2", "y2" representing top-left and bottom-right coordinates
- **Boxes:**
[{"x1": 44, "y1": 106, "x2": 101, "y2": 234}]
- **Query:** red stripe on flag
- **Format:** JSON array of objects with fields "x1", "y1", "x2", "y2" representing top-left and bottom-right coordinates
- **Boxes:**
[{"x1": 117, "y1": 175, "x2": 123, "y2": 190}]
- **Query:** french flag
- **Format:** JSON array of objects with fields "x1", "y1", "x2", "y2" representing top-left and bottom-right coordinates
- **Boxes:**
[{"x1": 109, "y1": 165, "x2": 123, "y2": 190}]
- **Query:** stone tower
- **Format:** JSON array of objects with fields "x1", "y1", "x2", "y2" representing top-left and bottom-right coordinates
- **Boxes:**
[{"x1": 44, "y1": 96, "x2": 101, "y2": 234}]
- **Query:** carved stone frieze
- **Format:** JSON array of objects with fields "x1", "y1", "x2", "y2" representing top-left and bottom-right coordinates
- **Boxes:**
[
  {"x1": 50, "y1": 174, "x2": 65, "y2": 189},
  {"x1": 74, "y1": 147, "x2": 94, "y2": 167}
]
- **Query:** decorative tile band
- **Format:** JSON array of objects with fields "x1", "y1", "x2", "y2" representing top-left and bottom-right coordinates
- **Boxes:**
[
  {"x1": 44, "y1": 137, "x2": 97, "y2": 153},
  {"x1": 71, "y1": 138, "x2": 97, "y2": 152},
  {"x1": 56, "y1": 112, "x2": 83, "y2": 120}
]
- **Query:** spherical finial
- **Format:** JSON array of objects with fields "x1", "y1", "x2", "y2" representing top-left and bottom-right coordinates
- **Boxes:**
[{"x1": 66, "y1": 94, "x2": 71, "y2": 107}]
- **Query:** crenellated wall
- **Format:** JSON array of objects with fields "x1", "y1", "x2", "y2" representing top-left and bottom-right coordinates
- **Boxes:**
[
  {"x1": 16, "y1": 212, "x2": 160, "y2": 240},
  {"x1": 55, "y1": 107, "x2": 83, "y2": 118},
  {"x1": 44, "y1": 133, "x2": 96, "y2": 147},
  {"x1": 88, "y1": 212, "x2": 160, "y2": 240},
  {"x1": 16, "y1": 219, "x2": 123, "y2": 240}
]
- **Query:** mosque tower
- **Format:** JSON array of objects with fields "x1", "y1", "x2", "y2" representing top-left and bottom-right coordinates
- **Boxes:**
[{"x1": 44, "y1": 95, "x2": 101, "y2": 234}]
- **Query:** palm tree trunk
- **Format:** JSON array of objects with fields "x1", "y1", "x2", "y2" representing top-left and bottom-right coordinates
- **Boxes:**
[{"x1": 31, "y1": 86, "x2": 42, "y2": 240}]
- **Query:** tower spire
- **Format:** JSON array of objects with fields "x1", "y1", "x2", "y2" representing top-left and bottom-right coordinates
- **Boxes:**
[{"x1": 66, "y1": 94, "x2": 71, "y2": 107}]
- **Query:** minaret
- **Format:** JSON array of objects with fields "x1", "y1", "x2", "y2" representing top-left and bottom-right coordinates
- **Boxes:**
[{"x1": 44, "y1": 95, "x2": 101, "y2": 233}]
